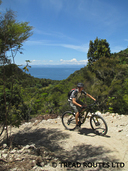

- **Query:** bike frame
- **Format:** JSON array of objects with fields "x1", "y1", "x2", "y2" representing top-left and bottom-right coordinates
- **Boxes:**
[{"x1": 78, "y1": 101, "x2": 97, "y2": 124}]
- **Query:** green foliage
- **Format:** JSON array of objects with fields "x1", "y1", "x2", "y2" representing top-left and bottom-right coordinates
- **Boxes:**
[
  {"x1": 1, "y1": 47, "x2": 128, "y2": 118},
  {"x1": 0, "y1": 9, "x2": 33, "y2": 64},
  {"x1": 1, "y1": 37, "x2": 128, "y2": 132},
  {"x1": 0, "y1": 9, "x2": 34, "y2": 141},
  {"x1": 87, "y1": 37, "x2": 111, "y2": 67},
  {"x1": 23, "y1": 60, "x2": 31, "y2": 72}
]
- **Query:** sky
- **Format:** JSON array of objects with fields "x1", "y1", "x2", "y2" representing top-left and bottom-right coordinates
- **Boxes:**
[{"x1": 0, "y1": 0, "x2": 128, "y2": 66}]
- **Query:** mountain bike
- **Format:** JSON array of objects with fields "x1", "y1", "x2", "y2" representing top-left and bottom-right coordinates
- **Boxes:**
[{"x1": 62, "y1": 102, "x2": 108, "y2": 136}]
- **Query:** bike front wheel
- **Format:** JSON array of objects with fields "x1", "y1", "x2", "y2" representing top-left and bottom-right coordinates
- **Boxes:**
[
  {"x1": 62, "y1": 111, "x2": 76, "y2": 130},
  {"x1": 90, "y1": 114, "x2": 108, "y2": 136}
]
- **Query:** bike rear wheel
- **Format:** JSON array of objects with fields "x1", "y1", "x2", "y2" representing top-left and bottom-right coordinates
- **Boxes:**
[
  {"x1": 90, "y1": 114, "x2": 108, "y2": 136},
  {"x1": 62, "y1": 111, "x2": 76, "y2": 130}
]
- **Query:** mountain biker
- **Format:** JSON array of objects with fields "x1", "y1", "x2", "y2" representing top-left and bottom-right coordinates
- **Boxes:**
[{"x1": 68, "y1": 83, "x2": 96, "y2": 129}]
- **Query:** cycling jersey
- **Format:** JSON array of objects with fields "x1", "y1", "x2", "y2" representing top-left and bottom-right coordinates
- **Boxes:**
[{"x1": 69, "y1": 89, "x2": 87, "y2": 101}]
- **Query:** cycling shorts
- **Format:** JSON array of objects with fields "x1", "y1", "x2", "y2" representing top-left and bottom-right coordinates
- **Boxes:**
[{"x1": 69, "y1": 100, "x2": 84, "y2": 113}]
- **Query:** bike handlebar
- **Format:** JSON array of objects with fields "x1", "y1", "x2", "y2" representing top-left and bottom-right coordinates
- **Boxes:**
[{"x1": 82, "y1": 100, "x2": 98, "y2": 109}]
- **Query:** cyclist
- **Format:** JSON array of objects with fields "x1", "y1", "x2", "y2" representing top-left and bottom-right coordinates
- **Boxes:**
[{"x1": 68, "y1": 83, "x2": 96, "y2": 129}]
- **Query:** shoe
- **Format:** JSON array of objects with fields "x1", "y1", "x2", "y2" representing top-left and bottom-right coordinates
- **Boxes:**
[
  {"x1": 75, "y1": 125, "x2": 81, "y2": 130},
  {"x1": 76, "y1": 124, "x2": 79, "y2": 128},
  {"x1": 78, "y1": 121, "x2": 81, "y2": 127}
]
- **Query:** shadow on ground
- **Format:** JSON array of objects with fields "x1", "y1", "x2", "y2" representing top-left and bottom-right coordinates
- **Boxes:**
[
  {"x1": 1, "y1": 127, "x2": 120, "y2": 171},
  {"x1": 78, "y1": 128, "x2": 111, "y2": 138},
  {"x1": 78, "y1": 127, "x2": 96, "y2": 136}
]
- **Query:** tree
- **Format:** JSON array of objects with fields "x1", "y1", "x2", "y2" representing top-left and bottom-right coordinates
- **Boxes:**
[
  {"x1": 0, "y1": 9, "x2": 33, "y2": 145},
  {"x1": 0, "y1": 9, "x2": 33, "y2": 64},
  {"x1": 87, "y1": 37, "x2": 111, "y2": 66},
  {"x1": 89, "y1": 53, "x2": 128, "y2": 113}
]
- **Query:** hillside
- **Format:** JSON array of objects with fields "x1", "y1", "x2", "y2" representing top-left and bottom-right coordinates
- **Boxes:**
[
  {"x1": 45, "y1": 48, "x2": 128, "y2": 115},
  {"x1": 0, "y1": 64, "x2": 59, "y2": 88},
  {"x1": 0, "y1": 48, "x2": 128, "y2": 129},
  {"x1": 0, "y1": 48, "x2": 128, "y2": 170}
]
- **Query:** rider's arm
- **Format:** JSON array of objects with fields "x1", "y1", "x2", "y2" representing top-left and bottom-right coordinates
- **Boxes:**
[
  {"x1": 72, "y1": 98, "x2": 82, "y2": 108},
  {"x1": 86, "y1": 93, "x2": 96, "y2": 101}
]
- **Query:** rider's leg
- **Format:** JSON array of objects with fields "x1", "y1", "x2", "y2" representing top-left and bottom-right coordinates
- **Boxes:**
[{"x1": 69, "y1": 101, "x2": 80, "y2": 126}]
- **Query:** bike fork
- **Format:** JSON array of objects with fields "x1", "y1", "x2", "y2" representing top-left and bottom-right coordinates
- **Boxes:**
[{"x1": 93, "y1": 115, "x2": 100, "y2": 126}]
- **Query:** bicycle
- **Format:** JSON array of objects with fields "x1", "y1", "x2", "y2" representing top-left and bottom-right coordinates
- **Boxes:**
[{"x1": 62, "y1": 102, "x2": 108, "y2": 136}]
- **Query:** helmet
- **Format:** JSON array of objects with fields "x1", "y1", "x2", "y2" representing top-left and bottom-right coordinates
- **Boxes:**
[{"x1": 77, "y1": 83, "x2": 84, "y2": 88}]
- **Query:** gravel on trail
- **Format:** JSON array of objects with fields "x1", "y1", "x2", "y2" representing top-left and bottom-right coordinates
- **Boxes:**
[{"x1": 0, "y1": 113, "x2": 128, "y2": 171}]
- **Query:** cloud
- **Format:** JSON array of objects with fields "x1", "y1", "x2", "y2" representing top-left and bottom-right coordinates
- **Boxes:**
[
  {"x1": 31, "y1": 59, "x2": 42, "y2": 64},
  {"x1": 60, "y1": 58, "x2": 88, "y2": 65},
  {"x1": 60, "y1": 44, "x2": 88, "y2": 53},
  {"x1": 25, "y1": 40, "x2": 51, "y2": 46},
  {"x1": 25, "y1": 58, "x2": 88, "y2": 65},
  {"x1": 34, "y1": 29, "x2": 76, "y2": 42},
  {"x1": 26, "y1": 40, "x2": 88, "y2": 53},
  {"x1": 111, "y1": 46, "x2": 126, "y2": 53},
  {"x1": 49, "y1": 60, "x2": 53, "y2": 62}
]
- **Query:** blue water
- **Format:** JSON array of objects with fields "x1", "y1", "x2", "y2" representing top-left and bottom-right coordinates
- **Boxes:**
[{"x1": 19, "y1": 65, "x2": 84, "y2": 80}]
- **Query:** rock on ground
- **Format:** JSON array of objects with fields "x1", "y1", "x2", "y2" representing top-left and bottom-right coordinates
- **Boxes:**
[{"x1": 0, "y1": 113, "x2": 128, "y2": 171}]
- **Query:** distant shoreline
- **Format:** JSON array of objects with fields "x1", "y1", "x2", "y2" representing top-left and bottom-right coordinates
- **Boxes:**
[{"x1": 19, "y1": 64, "x2": 85, "y2": 68}]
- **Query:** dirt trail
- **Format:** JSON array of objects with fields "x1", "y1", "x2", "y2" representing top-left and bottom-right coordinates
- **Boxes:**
[{"x1": 1, "y1": 113, "x2": 128, "y2": 170}]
